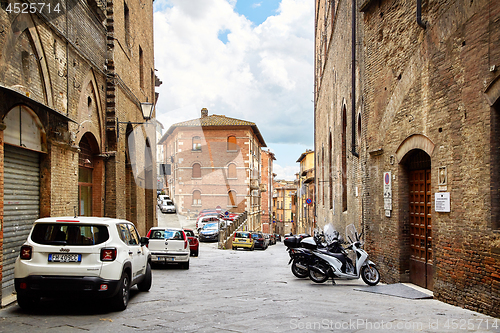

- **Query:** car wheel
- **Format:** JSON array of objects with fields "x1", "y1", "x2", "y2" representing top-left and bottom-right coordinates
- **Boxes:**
[
  {"x1": 193, "y1": 250, "x2": 198, "y2": 257},
  {"x1": 250, "y1": 245, "x2": 255, "y2": 251},
  {"x1": 183, "y1": 261, "x2": 190, "y2": 269},
  {"x1": 137, "y1": 263, "x2": 152, "y2": 292},
  {"x1": 232, "y1": 246, "x2": 236, "y2": 250},
  {"x1": 17, "y1": 293, "x2": 40, "y2": 312},
  {"x1": 111, "y1": 272, "x2": 130, "y2": 311}
]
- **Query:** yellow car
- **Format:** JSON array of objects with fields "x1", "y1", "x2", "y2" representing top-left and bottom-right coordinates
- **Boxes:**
[{"x1": 232, "y1": 231, "x2": 255, "y2": 250}]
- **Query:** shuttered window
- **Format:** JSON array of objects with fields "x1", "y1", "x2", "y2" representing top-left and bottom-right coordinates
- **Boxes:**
[{"x1": 192, "y1": 163, "x2": 201, "y2": 178}]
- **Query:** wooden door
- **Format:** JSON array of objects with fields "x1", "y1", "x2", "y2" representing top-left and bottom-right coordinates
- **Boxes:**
[{"x1": 409, "y1": 169, "x2": 433, "y2": 290}]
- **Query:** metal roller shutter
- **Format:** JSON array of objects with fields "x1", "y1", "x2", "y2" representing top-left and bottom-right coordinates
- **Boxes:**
[{"x1": 2, "y1": 145, "x2": 40, "y2": 299}]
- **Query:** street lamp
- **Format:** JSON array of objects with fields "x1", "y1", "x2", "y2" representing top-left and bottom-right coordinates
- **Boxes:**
[
  {"x1": 140, "y1": 102, "x2": 154, "y2": 120},
  {"x1": 117, "y1": 102, "x2": 155, "y2": 140}
]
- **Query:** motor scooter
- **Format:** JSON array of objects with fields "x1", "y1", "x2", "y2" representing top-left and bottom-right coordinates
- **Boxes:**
[{"x1": 303, "y1": 224, "x2": 380, "y2": 285}]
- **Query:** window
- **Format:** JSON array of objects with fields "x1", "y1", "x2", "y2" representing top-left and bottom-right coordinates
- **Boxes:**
[
  {"x1": 192, "y1": 136, "x2": 201, "y2": 151},
  {"x1": 228, "y1": 190, "x2": 236, "y2": 207},
  {"x1": 124, "y1": 1, "x2": 130, "y2": 48},
  {"x1": 342, "y1": 106, "x2": 347, "y2": 212},
  {"x1": 227, "y1": 135, "x2": 237, "y2": 151},
  {"x1": 139, "y1": 46, "x2": 144, "y2": 89},
  {"x1": 192, "y1": 190, "x2": 201, "y2": 206},
  {"x1": 127, "y1": 224, "x2": 140, "y2": 245},
  {"x1": 192, "y1": 163, "x2": 201, "y2": 178},
  {"x1": 228, "y1": 163, "x2": 237, "y2": 178}
]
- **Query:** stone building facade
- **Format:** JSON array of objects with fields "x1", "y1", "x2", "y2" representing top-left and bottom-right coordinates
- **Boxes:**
[
  {"x1": 296, "y1": 150, "x2": 315, "y2": 235},
  {"x1": 314, "y1": 0, "x2": 364, "y2": 236},
  {"x1": 158, "y1": 108, "x2": 267, "y2": 231},
  {"x1": 260, "y1": 149, "x2": 275, "y2": 233},
  {"x1": 272, "y1": 180, "x2": 296, "y2": 235},
  {"x1": 0, "y1": 0, "x2": 157, "y2": 304},
  {"x1": 316, "y1": 0, "x2": 500, "y2": 317}
]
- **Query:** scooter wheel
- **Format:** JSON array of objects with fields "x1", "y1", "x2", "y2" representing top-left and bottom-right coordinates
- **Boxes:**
[
  {"x1": 308, "y1": 264, "x2": 329, "y2": 283},
  {"x1": 361, "y1": 264, "x2": 380, "y2": 286},
  {"x1": 291, "y1": 259, "x2": 309, "y2": 278}
]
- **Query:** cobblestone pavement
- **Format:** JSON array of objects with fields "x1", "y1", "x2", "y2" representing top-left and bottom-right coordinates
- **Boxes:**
[{"x1": 0, "y1": 213, "x2": 498, "y2": 332}]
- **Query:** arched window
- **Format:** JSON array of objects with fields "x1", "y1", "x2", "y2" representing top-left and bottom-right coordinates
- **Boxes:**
[
  {"x1": 192, "y1": 163, "x2": 201, "y2": 178},
  {"x1": 228, "y1": 190, "x2": 236, "y2": 207},
  {"x1": 228, "y1": 163, "x2": 237, "y2": 178},
  {"x1": 227, "y1": 135, "x2": 237, "y2": 151},
  {"x1": 192, "y1": 190, "x2": 201, "y2": 206},
  {"x1": 192, "y1": 136, "x2": 201, "y2": 151},
  {"x1": 342, "y1": 106, "x2": 347, "y2": 212}
]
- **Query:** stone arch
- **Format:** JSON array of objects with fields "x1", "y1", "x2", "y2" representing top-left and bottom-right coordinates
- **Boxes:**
[
  {"x1": 76, "y1": 70, "x2": 104, "y2": 150},
  {"x1": 0, "y1": 13, "x2": 53, "y2": 107},
  {"x1": 485, "y1": 74, "x2": 500, "y2": 106},
  {"x1": 395, "y1": 134, "x2": 435, "y2": 164}
]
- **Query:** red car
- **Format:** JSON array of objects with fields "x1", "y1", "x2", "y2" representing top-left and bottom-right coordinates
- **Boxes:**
[{"x1": 183, "y1": 228, "x2": 199, "y2": 257}]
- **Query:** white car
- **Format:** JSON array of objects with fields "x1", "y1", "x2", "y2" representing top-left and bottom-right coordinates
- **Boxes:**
[
  {"x1": 160, "y1": 200, "x2": 176, "y2": 213},
  {"x1": 196, "y1": 215, "x2": 224, "y2": 231},
  {"x1": 147, "y1": 227, "x2": 190, "y2": 269},
  {"x1": 14, "y1": 217, "x2": 152, "y2": 311}
]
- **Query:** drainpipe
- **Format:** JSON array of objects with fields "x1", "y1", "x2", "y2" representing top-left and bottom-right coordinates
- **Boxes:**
[
  {"x1": 351, "y1": 0, "x2": 359, "y2": 158},
  {"x1": 417, "y1": 0, "x2": 427, "y2": 29}
]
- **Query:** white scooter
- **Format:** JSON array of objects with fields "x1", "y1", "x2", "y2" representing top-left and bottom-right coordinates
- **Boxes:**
[{"x1": 301, "y1": 223, "x2": 380, "y2": 285}]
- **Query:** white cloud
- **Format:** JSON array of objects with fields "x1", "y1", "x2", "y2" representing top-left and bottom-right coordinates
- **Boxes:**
[
  {"x1": 153, "y1": 0, "x2": 314, "y2": 180},
  {"x1": 273, "y1": 163, "x2": 299, "y2": 181}
]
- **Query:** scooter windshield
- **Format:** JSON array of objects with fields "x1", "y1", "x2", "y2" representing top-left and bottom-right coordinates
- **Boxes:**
[
  {"x1": 323, "y1": 223, "x2": 339, "y2": 245},
  {"x1": 345, "y1": 224, "x2": 359, "y2": 244}
]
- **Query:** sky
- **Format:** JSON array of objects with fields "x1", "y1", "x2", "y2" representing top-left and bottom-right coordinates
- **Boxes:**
[{"x1": 153, "y1": 0, "x2": 314, "y2": 180}]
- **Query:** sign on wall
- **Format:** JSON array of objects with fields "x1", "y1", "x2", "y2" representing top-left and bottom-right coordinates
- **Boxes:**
[
  {"x1": 383, "y1": 171, "x2": 392, "y2": 217},
  {"x1": 435, "y1": 192, "x2": 450, "y2": 212}
]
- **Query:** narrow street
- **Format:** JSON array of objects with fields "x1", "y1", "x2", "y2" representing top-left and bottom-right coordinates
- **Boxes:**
[{"x1": 0, "y1": 213, "x2": 497, "y2": 332}]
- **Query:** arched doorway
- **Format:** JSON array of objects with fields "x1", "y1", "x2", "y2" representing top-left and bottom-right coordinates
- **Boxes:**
[
  {"x1": 402, "y1": 149, "x2": 433, "y2": 290},
  {"x1": 78, "y1": 133, "x2": 100, "y2": 216}
]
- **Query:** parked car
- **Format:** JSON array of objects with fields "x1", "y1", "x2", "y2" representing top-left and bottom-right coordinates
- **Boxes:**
[
  {"x1": 198, "y1": 223, "x2": 220, "y2": 242},
  {"x1": 183, "y1": 229, "x2": 199, "y2": 257},
  {"x1": 252, "y1": 232, "x2": 269, "y2": 250},
  {"x1": 232, "y1": 231, "x2": 254, "y2": 250},
  {"x1": 160, "y1": 200, "x2": 176, "y2": 214},
  {"x1": 147, "y1": 227, "x2": 190, "y2": 269},
  {"x1": 14, "y1": 217, "x2": 152, "y2": 311},
  {"x1": 196, "y1": 215, "x2": 224, "y2": 231}
]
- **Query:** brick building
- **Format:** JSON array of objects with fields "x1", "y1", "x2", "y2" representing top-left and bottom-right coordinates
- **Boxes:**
[
  {"x1": 0, "y1": 0, "x2": 157, "y2": 304},
  {"x1": 315, "y1": 0, "x2": 500, "y2": 317},
  {"x1": 261, "y1": 149, "x2": 275, "y2": 233},
  {"x1": 158, "y1": 108, "x2": 267, "y2": 231}
]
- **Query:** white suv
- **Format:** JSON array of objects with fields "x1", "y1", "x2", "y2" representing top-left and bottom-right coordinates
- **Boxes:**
[{"x1": 14, "y1": 217, "x2": 152, "y2": 311}]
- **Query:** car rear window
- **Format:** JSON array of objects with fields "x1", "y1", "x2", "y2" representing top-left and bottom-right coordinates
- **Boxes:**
[
  {"x1": 184, "y1": 230, "x2": 194, "y2": 237},
  {"x1": 235, "y1": 232, "x2": 250, "y2": 238},
  {"x1": 150, "y1": 229, "x2": 185, "y2": 240},
  {"x1": 31, "y1": 224, "x2": 109, "y2": 245}
]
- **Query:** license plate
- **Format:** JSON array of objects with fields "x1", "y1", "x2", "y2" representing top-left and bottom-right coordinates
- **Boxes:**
[
  {"x1": 157, "y1": 257, "x2": 174, "y2": 261},
  {"x1": 48, "y1": 253, "x2": 81, "y2": 262}
]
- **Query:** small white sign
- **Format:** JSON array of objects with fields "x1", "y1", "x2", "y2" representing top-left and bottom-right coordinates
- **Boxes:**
[
  {"x1": 435, "y1": 192, "x2": 450, "y2": 212},
  {"x1": 385, "y1": 209, "x2": 391, "y2": 217},
  {"x1": 384, "y1": 198, "x2": 392, "y2": 210}
]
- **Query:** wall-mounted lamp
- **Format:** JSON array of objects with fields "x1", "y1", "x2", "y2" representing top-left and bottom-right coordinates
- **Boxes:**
[
  {"x1": 140, "y1": 102, "x2": 154, "y2": 120},
  {"x1": 117, "y1": 102, "x2": 155, "y2": 140}
]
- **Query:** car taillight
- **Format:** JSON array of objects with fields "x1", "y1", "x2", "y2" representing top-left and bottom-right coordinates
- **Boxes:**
[
  {"x1": 20, "y1": 245, "x2": 32, "y2": 260},
  {"x1": 184, "y1": 239, "x2": 188, "y2": 249},
  {"x1": 100, "y1": 248, "x2": 117, "y2": 261}
]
